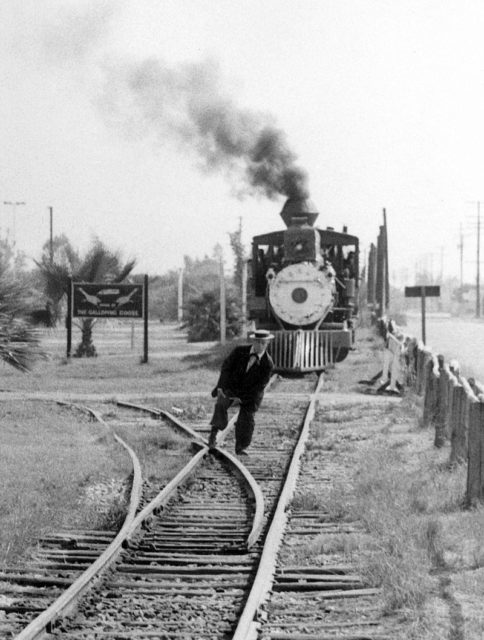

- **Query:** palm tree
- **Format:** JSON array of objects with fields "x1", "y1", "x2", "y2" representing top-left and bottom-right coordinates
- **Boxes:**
[
  {"x1": 0, "y1": 271, "x2": 45, "y2": 371},
  {"x1": 37, "y1": 238, "x2": 136, "y2": 357}
]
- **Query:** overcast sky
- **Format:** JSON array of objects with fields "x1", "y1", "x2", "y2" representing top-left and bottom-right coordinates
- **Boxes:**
[{"x1": 2, "y1": 0, "x2": 484, "y2": 285}]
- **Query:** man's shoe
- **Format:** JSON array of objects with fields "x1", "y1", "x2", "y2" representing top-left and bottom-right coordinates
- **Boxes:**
[{"x1": 236, "y1": 449, "x2": 248, "y2": 456}]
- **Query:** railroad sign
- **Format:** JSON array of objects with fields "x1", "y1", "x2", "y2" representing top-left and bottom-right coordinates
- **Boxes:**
[
  {"x1": 72, "y1": 283, "x2": 143, "y2": 318},
  {"x1": 67, "y1": 277, "x2": 149, "y2": 363},
  {"x1": 404, "y1": 286, "x2": 440, "y2": 298},
  {"x1": 404, "y1": 285, "x2": 440, "y2": 344}
]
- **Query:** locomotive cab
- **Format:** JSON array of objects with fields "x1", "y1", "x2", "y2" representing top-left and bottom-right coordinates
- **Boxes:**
[{"x1": 247, "y1": 197, "x2": 359, "y2": 372}]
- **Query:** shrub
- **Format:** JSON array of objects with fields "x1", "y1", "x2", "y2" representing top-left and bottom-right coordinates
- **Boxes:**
[{"x1": 184, "y1": 289, "x2": 242, "y2": 342}]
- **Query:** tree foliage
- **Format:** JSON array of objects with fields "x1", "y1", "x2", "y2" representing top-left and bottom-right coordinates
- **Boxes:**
[
  {"x1": 181, "y1": 236, "x2": 247, "y2": 342},
  {"x1": 146, "y1": 254, "x2": 220, "y2": 322},
  {"x1": 36, "y1": 237, "x2": 136, "y2": 357},
  {"x1": 0, "y1": 240, "x2": 45, "y2": 371},
  {"x1": 184, "y1": 288, "x2": 242, "y2": 342},
  {"x1": 228, "y1": 220, "x2": 246, "y2": 294}
]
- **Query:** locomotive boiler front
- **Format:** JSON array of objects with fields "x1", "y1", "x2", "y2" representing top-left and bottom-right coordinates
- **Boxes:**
[
  {"x1": 268, "y1": 262, "x2": 335, "y2": 327},
  {"x1": 268, "y1": 197, "x2": 335, "y2": 328}
]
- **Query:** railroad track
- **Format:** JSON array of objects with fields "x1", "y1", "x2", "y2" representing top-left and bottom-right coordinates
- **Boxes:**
[
  {"x1": 0, "y1": 378, "x2": 384, "y2": 640},
  {"x1": 0, "y1": 372, "x2": 322, "y2": 639},
  {"x1": 0, "y1": 409, "x2": 143, "y2": 640}
]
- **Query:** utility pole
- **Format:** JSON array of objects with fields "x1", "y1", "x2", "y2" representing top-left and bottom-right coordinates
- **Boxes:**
[
  {"x1": 477, "y1": 202, "x2": 481, "y2": 318},
  {"x1": 241, "y1": 259, "x2": 248, "y2": 336},
  {"x1": 49, "y1": 206, "x2": 54, "y2": 264},
  {"x1": 3, "y1": 201, "x2": 26, "y2": 248},
  {"x1": 219, "y1": 251, "x2": 226, "y2": 345},
  {"x1": 467, "y1": 201, "x2": 482, "y2": 318},
  {"x1": 458, "y1": 224, "x2": 464, "y2": 289},
  {"x1": 177, "y1": 268, "x2": 184, "y2": 325},
  {"x1": 382, "y1": 208, "x2": 390, "y2": 311}
]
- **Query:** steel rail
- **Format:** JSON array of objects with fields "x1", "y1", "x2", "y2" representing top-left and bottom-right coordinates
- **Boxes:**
[
  {"x1": 215, "y1": 448, "x2": 265, "y2": 550},
  {"x1": 10, "y1": 374, "x2": 310, "y2": 638},
  {"x1": 14, "y1": 405, "x2": 144, "y2": 640},
  {"x1": 116, "y1": 400, "x2": 207, "y2": 444},
  {"x1": 232, "y1": 372, "x2": 325, "y2": 640},
  {"x1": 124, "y1": 447, "x2": 207, "y2": 545},
  {"x1": 116, "y1": 400, "x2": 265, "y2": 549}
]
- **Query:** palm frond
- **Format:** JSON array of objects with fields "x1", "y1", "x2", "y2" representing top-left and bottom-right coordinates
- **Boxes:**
[
  {"x1": 0, "y1": 316, "x2": 46, "y2": 372},
  {"x1": 34, "y1": 260, "x2": 71, "y2": 301},
  {"x1": 115, "y1": 259, "x2": 136, "y2": 283}
]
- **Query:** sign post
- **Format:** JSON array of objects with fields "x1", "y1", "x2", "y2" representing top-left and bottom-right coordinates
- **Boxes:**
[
  {"x1": 143, "y1": 274, "x2": 148, "y2": 364},
  {"x1": 66, "y1": 277, "x2": 72, "y2": 359},
  {"x1": 404, "y1": 285, "x2": 440, "y2": 344}
]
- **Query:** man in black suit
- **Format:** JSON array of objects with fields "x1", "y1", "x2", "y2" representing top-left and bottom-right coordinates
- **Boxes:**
[{"x1": 208, "y1": 330, "x2": 274, "y2": 455}]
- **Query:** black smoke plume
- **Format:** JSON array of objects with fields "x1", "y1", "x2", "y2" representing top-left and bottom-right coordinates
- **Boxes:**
[{"x1": 99, "y1": 57, "x2": 309, "y2": 200}]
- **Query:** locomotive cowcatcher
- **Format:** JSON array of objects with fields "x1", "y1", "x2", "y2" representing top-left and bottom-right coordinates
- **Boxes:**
[{"x1": 247, "y1": 197, "x2": 359, "y2": 373}]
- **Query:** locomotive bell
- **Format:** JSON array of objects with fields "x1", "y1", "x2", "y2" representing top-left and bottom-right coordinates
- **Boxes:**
[{"x1": 280, "y1": 197, "x2": 319, "y2": 228}]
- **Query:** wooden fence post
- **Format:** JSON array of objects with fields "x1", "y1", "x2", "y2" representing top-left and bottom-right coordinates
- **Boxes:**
[
  {"x1": 466, "y1": 400, "x2": 484, "y2": 506},
  {"x1": 445, "y1": 369, "x2": 456, "y2": 441},
  {"x1": 404, "y1": 339, "x2": 418, "y2": 390},
  {"x1": 449, "y1": 384, "x2": 466, "y2": 466},
  {"x1": 416, "y1": 344, "x2": 427, "y2": 395},
  {"x1": 434, "y1": 355, "x2": 448, "y2": 448},
  {"x1": 423, "y1": 356, "x2": 437, "y2": 428}
]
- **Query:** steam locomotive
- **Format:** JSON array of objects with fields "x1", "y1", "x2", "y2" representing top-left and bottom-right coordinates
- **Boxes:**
[{"x1": 247, "y1": 197, "x2": 359, "y2": 372}]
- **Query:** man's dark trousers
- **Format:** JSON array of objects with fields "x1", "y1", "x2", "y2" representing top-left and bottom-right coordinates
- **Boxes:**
[
  {"x1": 209, "y1": 345, "x2": 273, "y2": 451},
  {"x1": 210, "y1": 395, "x2": 255, "y2": 451}
]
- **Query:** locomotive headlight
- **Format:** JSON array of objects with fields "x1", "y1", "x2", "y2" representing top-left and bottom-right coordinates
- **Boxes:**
[
  {"x1": 291, "y1": 287, "x2": 308, "y2": 303},
  {"x1": 269, "y1": 262, "x2": 335, "y2": 326}
]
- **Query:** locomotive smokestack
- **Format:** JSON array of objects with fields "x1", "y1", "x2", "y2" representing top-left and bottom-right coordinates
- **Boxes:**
[{"x1": 280, "y1": 197, "x2": 319, "y2": 228}]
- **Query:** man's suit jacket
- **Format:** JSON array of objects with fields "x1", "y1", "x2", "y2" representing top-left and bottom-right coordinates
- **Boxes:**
[{"x1": 211, "y1": 345, "x2": 274, "y2": 411}]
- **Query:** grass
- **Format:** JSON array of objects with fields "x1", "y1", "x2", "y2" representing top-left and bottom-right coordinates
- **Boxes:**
[
  {"x1": 290, "y1": 347, "x2": 484, "y2": 640},
  {"x1": 112, "y1": 422, "x2": 193, "y2": 482},
  {"x1": 290, "y1": 489, "x2": 326, "y2": 511},
  {"x1": 349, "y1": 446, "x2": 435, "y2": 612},
  {"x1": 0, "y1": 322, "x2": 224, "y2": 395},
  {"x1": 0, "y1": 399, "x2": 196, "y2": 568},
  {"x1": 0, "y1": 400, "x2": 131, "y2": 567},
  {"x1": 0, "y1": 323, "x2": 226, "y2": 567}
]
